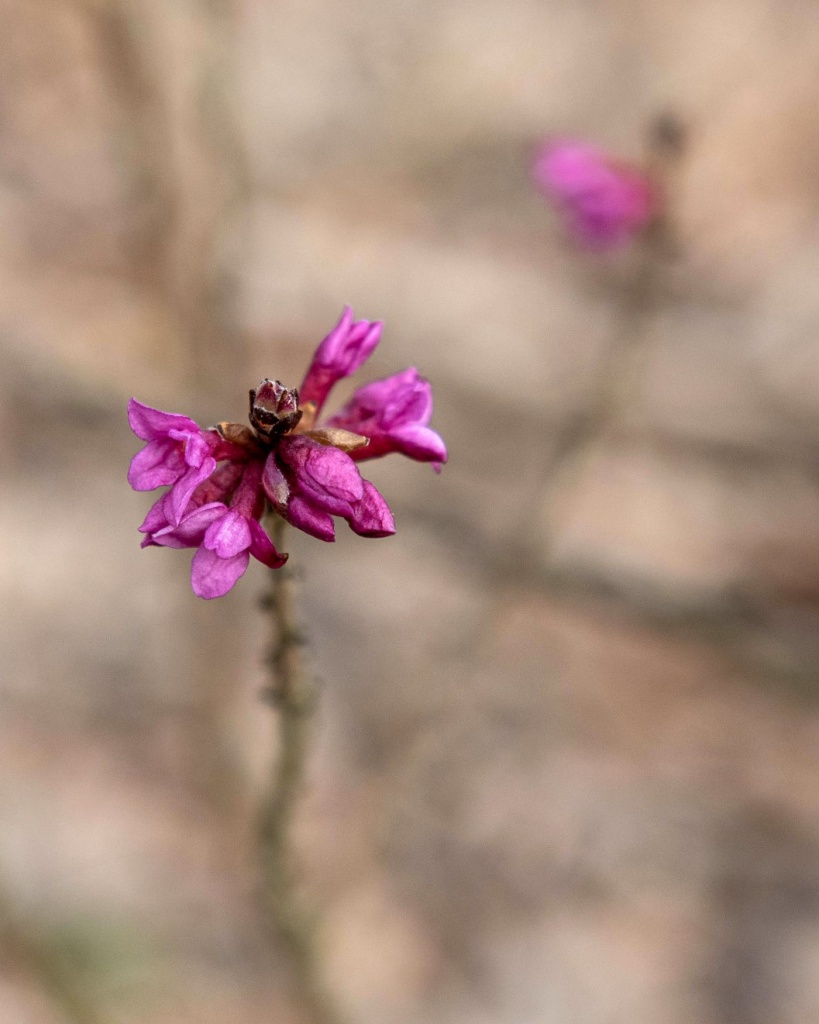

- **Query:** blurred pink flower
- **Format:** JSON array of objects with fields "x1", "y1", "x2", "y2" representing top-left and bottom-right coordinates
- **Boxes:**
[
  {"x1": 533, "y1": 140, "x2": 656, "y2": 250},
  {"x1": 129, "y1": 307, "x2": 447, "y2": 598}
]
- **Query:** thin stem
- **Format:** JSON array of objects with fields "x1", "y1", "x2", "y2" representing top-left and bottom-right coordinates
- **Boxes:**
[{"x1": 258, "y1": 517, "x2": 343, "y2": 1024}]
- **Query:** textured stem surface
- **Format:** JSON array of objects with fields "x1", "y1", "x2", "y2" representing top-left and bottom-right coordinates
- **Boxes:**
[{"x1": 258, "y1": 517, "x2": 343, "y2": 1024}]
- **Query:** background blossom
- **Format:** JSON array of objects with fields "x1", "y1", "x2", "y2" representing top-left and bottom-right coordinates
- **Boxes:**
[{"x1": 533, "y1": 139, "x2": 656, "y2": 249}]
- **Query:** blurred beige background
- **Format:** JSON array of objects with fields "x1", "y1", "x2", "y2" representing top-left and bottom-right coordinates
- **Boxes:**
[{"x1": 2, "y1": 1, "x2": 819, "y2": 1022}]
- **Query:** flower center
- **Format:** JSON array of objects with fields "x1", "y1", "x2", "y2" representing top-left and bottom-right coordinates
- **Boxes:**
[{"x1": 249, "y1": 379, "x2": 302, "y2": 439}]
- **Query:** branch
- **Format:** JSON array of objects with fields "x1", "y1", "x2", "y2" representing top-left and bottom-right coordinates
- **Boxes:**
[{"x1": 258, "y1": 518, "x2": 344, "y2": 1024}]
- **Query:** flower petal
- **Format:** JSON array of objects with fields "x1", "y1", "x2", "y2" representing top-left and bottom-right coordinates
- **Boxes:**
[
  {"x1": 533, "y1": 140, "x2": 655, "y2": 250},
  {"x1": 148, "y1": 502, "x2": 228, "y2": 549},
  {"x1": 299, "y1": 308, "x2": 383, "y2": 412},
  {"x1": 287, "y1": 496, "x2": 336, "y2": 542},
  {"x1": 348, "y1": 481, "x2": 395, "y2": 537},
  {"x1": 128, "y1": 398, "x2": 201, "y2": 442},
  {"x1": 167, "y1": 456, "x2": 217, "y2": 524},
  {"x1": 128, "y1": 440, "x2": 185, "y2": 491},
  {"x1": 180, "y1": 429, "x2": 214, "y2": 468},
  {"x1": 313, "y1": 305, "x2": 354, "y2": 364},
  {"x1": 191, "y1": 546, "x2": 250, "y2": 599},
  {"x1": 390, "y1": 424, "x2": 448, "y2": 464},
  {"x1": 248, "y1": 518, "x2": 289, "y2": 568},
  {"x1": 193, "y1": 460, "x2": 245, "y2": 507},
  {"x1": 138, "y1": 492, "x2": 173, "y2": 534},
  {"x1": 278, "y1": 436, "x2": 364, "y2": 503},
  {"x1": 329, "y1": 368, "x2": 431, "y2": 433},
  {"x1": 203, "y1": 509, "x2": 252, "y2": 558},
  {"x1": 344, "y1": 424, "x2": 447, "y2": 465},
  {"x1": 327, "y1": 367, "x2": 445, "y2": 467}
]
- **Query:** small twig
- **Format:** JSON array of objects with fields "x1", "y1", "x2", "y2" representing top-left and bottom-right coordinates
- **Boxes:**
[{"x1": 257, "y1": 518, "x2": 343, "y2": 1024}]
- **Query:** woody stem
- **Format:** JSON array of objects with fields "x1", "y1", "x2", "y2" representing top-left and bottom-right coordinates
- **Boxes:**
[{"x1": 258, "y1": 516, "x2": 343, "y2": 1024}]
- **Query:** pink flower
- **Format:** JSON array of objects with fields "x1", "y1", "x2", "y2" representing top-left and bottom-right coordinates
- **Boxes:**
[
  {"x1": 270, "y1": 435, "x2": 395, "y2": 543},
  {"x1": 128, "y1": 308, "x2": 445, "y2": 598},
  {"x1": 327, "y1": 367, "x2": 447, "y2": 467},
  {"x1": 127, "y1": 401, "x2": 219, "y2": 525},
  {"x1": 190, "y1": 462, "x2": 288, "y2": 599},
  {"x1": 533, "y1": 140, "x2": 656, "y2": 250},
  {"x1": 298, "y1": 306, "x2": 382, "y2": 415}
]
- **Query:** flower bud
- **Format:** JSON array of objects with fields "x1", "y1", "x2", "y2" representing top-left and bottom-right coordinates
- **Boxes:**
[{"x1": 249, "y1": 380, "x2": 302, "y2": 438}]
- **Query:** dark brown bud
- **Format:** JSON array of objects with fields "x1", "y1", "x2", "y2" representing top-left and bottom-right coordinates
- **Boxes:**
[{"x1": 249, "y1": 379, "x2": 303, "y2": 438}]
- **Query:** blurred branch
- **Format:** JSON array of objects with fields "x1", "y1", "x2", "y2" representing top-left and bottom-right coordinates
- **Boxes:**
[
  {"x1": 0, "y1": 893, "x2": 106, "y2": 1024},
  {"x1": 258, "y1": 520, "x2": 343, "y2": 1024},
  {"x1": 400, "y1": 500, "x2": 819, "y2": 693}
]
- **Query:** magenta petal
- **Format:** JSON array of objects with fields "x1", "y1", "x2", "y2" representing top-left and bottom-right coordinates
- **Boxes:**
[
  {"x1": 148, "y1": 532, "x2": 193, "y2": 550},
  {"x1": 296, "y1": 483, "x2": 352, "y2": 518},
  {"x1": 170, "y1": 502, "x2": 228, "y2": 541},
  {"x1": 390, "y1": 424, "x2": 448, "y2": 464},
  {"x1": 203, "y1": 509, "x2": 252, "y2": 558},
  {"x1": 279, "y1": 436, "x2": 364, "y2": 503},
  {"x1": 191, "y1": 546, "x2": 250, "y2": 599},
  {"x1": 533, "y1": 140, "x2": 655, "y2": 250},
  {"x1": 299, "y1": 308, "x2": 383, "y2": 412},
  {"x1": 128, "y1": 440, "x2": 185, "y2": 491},
  {"x1": 138, "y1": 492, "x2": 173, "y2": 534},
  {"x1": 343, "y1": 318, "x2": 372, "y2": 347},
  {"x1": 180, "y1": 430, "x2": 213, "y2": 468},
  {"x1": 348, "y1": 481, "x2": 395, "y2": 537},
  {"x1": 168, "y1": 457, "x2": 216, "y2": 524},
  {"x1": 150, "y1": 502, "x2": 227, "y2": 549},
  {"x1": 287, "y1": 496, "x2": 336, "y2": 542},
  {"x1": 346, "y1": 321, "x2": 382, "y2": 374},
  {"x1": 192, "y1": 460, "x2": 245, "y2": 508},
  {"x1": 339, "y1": 368, "x2": 430, "y2": 429},
  {"x1": 330, "y1": 367, "x2": 445, "y2": 466},
  {"x1": 383, "y1": 370, "x2": 432, "y2": 425},
  {"x1": 248, "y1": 519, "x2": 289, "y2": 568},
  {"x1": 312, "y1": 308, "x2": 381, "y2": 377},
  {"x1": 315, "y1": 305, "x2": 354, "y2": 363},
  {"x1": 128, "y1": 398, "x2": 200, "y2": 442},
  {"x1": 306, "y1": 447, "x2": 363, "y2": 502}
]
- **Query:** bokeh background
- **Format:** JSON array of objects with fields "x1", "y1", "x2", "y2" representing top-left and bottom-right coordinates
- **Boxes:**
[{"x1": 3, "y1": 1, "x2": 819, "y2": 1022}]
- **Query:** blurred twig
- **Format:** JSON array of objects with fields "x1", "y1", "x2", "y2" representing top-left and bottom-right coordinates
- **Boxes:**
[
  {"x1": 258, "y1": 519, "x2": 343, "y2": 1024},
  {"x1": 399, "y1": 499, "x2": 819, "y2": 694}
]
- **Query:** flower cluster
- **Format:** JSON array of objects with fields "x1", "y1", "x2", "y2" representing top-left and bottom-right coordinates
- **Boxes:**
[
  {"x1": 533, "y1": 139, "x2": 656, "y2": 250},
  {"x1": 128, "y1": 308, "x2": 447, "y2": 599}
]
